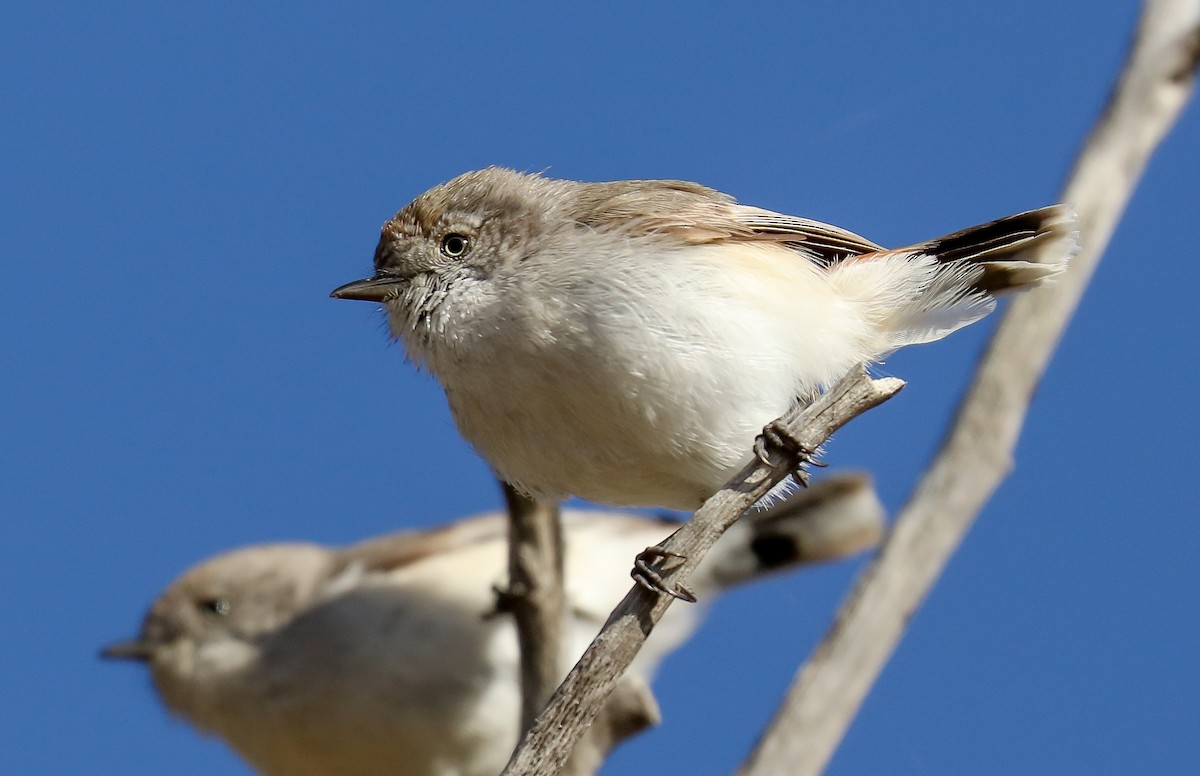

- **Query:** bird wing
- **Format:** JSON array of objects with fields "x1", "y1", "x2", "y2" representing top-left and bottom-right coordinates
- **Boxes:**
[
  {"x1": 337, "y1": 514, "x2": 509, "y2": 574},
  {"x1": 570, "y1": 179, "x2": 884, "y2": 266},
  {"x1": 729, "y1": 206, "x2": 885, "y2": 265}
]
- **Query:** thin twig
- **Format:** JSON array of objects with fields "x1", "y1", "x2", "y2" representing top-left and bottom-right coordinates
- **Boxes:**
[
  {"x1": 739, "y1": 3, "x2": 1200, "y2": 774},
  {"x1": 500, "y1": 367, "x2": 905, "y2": 776},
  {"x1": 500, "y1": 483, "x2": 567, "y2": 733},
  {"x1": 501, "y1": 486, "x2": 665, "y2": 776}
]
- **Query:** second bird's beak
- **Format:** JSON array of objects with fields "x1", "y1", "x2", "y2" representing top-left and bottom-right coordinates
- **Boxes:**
[
  {"x1": 330, "y1": 275, "x2": 406, "y2": 302},
  {"x1": 99, "y1": 638, "x2": 156, "y2": 663}
]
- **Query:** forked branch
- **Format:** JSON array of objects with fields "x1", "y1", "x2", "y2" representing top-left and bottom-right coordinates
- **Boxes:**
[{"x1": 500, "y1": 367, "x2": 904, "y2": 776}]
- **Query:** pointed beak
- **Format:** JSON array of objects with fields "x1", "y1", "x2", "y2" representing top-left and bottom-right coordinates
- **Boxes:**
[
  {"x1": 330, "y1": 274, "x2": 407, "y2": 302},
  {"x1": 99, "y1": 638, "x2": 156, "y2": 663}
]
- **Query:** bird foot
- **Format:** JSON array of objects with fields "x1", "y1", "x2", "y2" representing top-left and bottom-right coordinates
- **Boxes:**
[
  {"x1": 753, "y1": 420, "x2": 826, "y2": 488},
  {"x1": 632, "y1": 547, "x2": 697, "y2": 603}
]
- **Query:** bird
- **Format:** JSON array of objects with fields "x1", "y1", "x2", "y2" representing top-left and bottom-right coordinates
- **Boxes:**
[
  {"x1": 332, "y1": 167, "x2": 1076, "y2": 511},
  {"x1": 103, "y1": 476, "x2": 884, "y2": 776}
]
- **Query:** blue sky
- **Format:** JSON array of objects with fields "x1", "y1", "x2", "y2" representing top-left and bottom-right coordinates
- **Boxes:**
[{"x1": 3, "y1": 1, "x2": 1198, "y2": 773}]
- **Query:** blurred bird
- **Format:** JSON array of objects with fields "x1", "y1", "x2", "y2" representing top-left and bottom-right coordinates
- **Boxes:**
[{"x1": 103, "y1": 475, "x2": 884, "y2": 776}]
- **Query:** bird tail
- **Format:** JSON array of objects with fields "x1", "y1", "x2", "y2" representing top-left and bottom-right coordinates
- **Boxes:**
[
  {"x1": 912, "y1": 205, "x2": 1077, "y2": 291},
  {"x1": 697, "y1": 473, "x2": 885, "y2": 592},
  {"x1": 828, "y1": 205, "x2": 1078, "y2": 352}
]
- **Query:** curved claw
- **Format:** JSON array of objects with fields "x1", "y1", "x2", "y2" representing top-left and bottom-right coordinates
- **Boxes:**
[
  {"x1": 631, "y1": 547, "x2": 697, "y2": 603},
  {"x1": 754, "y1": 421, "x2": 824, "y2": 486}
]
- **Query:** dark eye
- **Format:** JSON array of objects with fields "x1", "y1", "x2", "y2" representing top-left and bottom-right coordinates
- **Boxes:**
[
  {"x1": 197, "y1": 598, "x2": 231, "y2": 617},
  {"x1": 440, "y1": 233, "x2": 470, "y2": 258}
]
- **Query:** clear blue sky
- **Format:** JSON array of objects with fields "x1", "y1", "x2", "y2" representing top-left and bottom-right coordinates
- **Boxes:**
[{"x1": 3, "y1": 1, "x2": 1198, "y2": 773}]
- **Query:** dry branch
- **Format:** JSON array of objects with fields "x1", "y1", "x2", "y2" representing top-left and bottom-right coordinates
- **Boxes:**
[
  {"x1": 739, "y1": 2, "x2": 1200, "y2": 774},
  {"x1": 561, "y1": 677, "x2": 662, "y2": 776},
  {"x1": 501, "y1": 485, "x2": 664, "y2": 776},
  {"x1": 500, "y1": 367, "x2": 904, "y2": 776},
  {"x1": 500, "y1": 483, "x2": 567, "y2": 732}
]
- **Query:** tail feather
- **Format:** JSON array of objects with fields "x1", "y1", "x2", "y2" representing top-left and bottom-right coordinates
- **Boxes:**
[
  {"x1": 830, "y1": 204, "x2": 1077, "y2": 352},
  {"x1": 914, "y1": 204, "x2": 1077, "y2": 293}
]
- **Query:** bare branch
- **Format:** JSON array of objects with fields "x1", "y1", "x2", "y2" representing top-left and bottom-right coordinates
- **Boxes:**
[
  {"x1": 501, "y1": 488, "x2": 665, "y2": 776},
  {"x1": 499, "y1": 483, "x2": 567, "y2": 734},
  {"x1": 739, "y1": 3, "x2": 1200, "y2": 774},
  {"x1": 501, "y1": 367, "x2": 904, "y2": 776},
  {"x1": 500, "y1": 473, "x2": 888, "y2": 775},
  {"x1": 560, "y1": 677, "x2": 661, "y2": 776}
]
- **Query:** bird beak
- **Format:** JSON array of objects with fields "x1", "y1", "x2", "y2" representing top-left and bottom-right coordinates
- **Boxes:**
[
  {"x1": 330, "y1": 274, "x2": 406, "y2": 302},
  {"x1": 99, "y1": 638, "x2": 156, "y2": 662}
]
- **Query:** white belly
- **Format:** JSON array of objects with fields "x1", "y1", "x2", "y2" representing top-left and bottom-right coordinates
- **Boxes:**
[{"x1": 426, "y1": 242, "x2": 871, "y2": 510}]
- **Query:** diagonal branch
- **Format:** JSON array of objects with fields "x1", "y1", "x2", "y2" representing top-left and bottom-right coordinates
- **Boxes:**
[
  {"x1": 501, "y1": 366, "x2": 905, "y2": 776},
  {"x1": 738, "y1": 2, "x2": 1200, "y2": 774}
]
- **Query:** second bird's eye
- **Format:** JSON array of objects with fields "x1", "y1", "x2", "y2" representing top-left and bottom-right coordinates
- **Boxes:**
[
  {"x1": 440, "y1": 233, "x2": 470, "y2": 258},
  {"x1": 198, "y1": 598, "x2": 231, "y2": 617}
]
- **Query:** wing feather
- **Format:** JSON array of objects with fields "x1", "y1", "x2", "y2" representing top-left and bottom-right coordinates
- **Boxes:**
[{"x1": 567, "y1": 179, "x2": 883, "y2": 266}]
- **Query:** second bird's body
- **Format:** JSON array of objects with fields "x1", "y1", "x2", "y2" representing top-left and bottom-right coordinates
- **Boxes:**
[{"x1": 103, "y1": 482, "x2": 884, "y2": 776}]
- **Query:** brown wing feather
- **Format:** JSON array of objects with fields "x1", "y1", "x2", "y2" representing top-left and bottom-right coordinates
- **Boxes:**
[
  {"x1": 731, "y1": 206, "x2": 885, "y2": 264},
  {"x1": 568, "y1": 179, "x2": 883, "y2": 266},
  {"x1": 336, "y1": 515, "x2": 509, "y2": 574}
]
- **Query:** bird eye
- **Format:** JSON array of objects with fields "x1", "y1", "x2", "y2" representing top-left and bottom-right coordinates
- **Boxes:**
[
  {"x1": 440, "y1": 233, "x2": 470, "y2": 258},
  {"x1": 198, "y1": 598, "x2": 231, "y2": 617}
]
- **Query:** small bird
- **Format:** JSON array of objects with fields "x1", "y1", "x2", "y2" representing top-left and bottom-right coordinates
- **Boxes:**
[
  {"x1": 332, "y1": 168, "x2": 1076, "y2": 511},
  {"x1": 103, "y1": 476, "x2": 883, "y2": 776}
]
